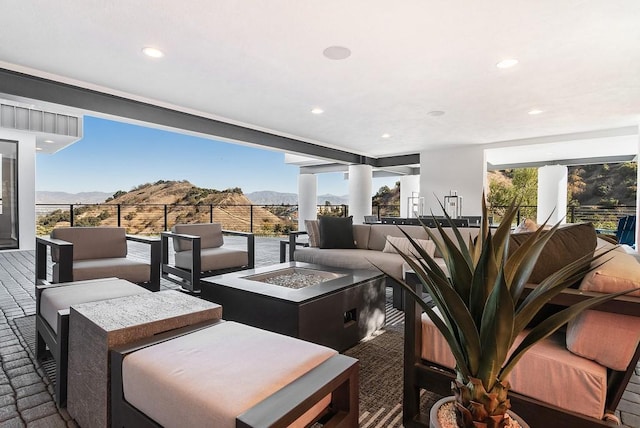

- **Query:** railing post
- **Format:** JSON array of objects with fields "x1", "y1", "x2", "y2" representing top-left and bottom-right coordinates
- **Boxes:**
[
  {"x1": 250, "y1": 205, "x2": 254, "y2": 233},
  {"x1": 210, "y1": 204, "x2": 213, "y2": 223},
  {"x1": 570, "y1": 206, "x2": 575, "y2": 223},
  {"x1": 117, "y1": 204, "x2": 121, "y2": 227},
  {"x1": 164, "y1": 205, "x2": 168, "y2": 231},
  {"x1": 69, "y1": 205, "x2": 74, "y2": 227}
]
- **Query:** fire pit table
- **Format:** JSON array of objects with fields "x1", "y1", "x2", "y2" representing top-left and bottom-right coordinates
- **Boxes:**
[{"x1": 201, "y1": 262, "x2": 386, "y2": 351}]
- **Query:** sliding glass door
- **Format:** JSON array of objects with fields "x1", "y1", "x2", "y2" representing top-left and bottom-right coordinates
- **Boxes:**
[{"x1": 0, "y1": 139, "x2": 18, "y2": 249}]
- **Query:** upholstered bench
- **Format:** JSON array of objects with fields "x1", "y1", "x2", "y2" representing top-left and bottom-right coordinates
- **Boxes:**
[
  {"x1": 111, "y1": 320, "x2": 359, "y2": 428},
  {"x1": 35, "y1": 278, "x2": 149, "y2": 407}
]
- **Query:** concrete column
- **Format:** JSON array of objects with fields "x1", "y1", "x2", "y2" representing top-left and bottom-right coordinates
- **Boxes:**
[
  {"x1": 537, "y1": 165, "x2": 568, "y2": 225},
  {"x1": 297, "y1": 173, "x2": 317, "y2": 231},
  {"x1": 636, "y1": 133, "x2": 640, "y2": 249},
  {"x1": 348, "y1": 164, "x2": 372, "y2": 224},
  {"x1": 400, "y1": 175, "x2": 421, "y2": 218}
]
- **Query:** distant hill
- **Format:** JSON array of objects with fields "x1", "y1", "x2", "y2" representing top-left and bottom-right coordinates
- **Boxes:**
[
  {"x1": 245, "y1": 190, "x2": 349, "y2": 205},
  {"x1": 36, "y1": 180, "x2": 294, "y2": 236},
  {"x1": 36, "y1": 191, "x2": 113, "y2": 204}
]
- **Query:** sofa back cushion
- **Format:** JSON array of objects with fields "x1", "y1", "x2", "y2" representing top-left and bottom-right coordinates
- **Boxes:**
[
  {"x1": 51, "y1": 227, "x2": 127, "y2": 261},
  {"x1": 429, "y1": 227, "x2": 481, "y2": 258},
  {"x1": 172, "y1": 223, "x2": 224, "y2": 252},
  {"x1": 509, "y1": 222, "x2": 597, "y2": 284},
  {"x1": 318, "y1": 216, "x2": 356, "y2": 249},
  {"x1": 368, "y1": 224, "x2": 429, "y2": 251},
  {"x1": 353, "y1": 225, "x2": 371, "y2": 250},
  {"x1": 382, "y1": 236, "x2": 436, "y2": 258}
]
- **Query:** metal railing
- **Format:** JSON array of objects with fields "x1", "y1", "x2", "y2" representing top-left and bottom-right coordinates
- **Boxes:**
[{"x1": 35, "y1": 203, "x2": 636, "y2": 236}]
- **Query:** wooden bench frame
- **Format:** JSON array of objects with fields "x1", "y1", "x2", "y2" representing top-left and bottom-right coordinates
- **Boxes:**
[
  {"x1": 402, "y1": 281, "x2": 640, "y2": 428},
  {"x1": 110, "y1": 321, "x2": 359, "y2": 428}
]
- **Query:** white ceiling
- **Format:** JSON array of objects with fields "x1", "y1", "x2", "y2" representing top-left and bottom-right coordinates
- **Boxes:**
[{"x1": 1, "y1": 1, "x2": 639, "y2": 161}]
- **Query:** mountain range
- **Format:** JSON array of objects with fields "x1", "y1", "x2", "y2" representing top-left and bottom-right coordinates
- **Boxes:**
[{"x1": 36, "y1": 190, "x2": 349, "y2": 206}]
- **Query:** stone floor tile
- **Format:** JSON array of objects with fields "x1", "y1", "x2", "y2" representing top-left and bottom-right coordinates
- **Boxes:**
[
  {"x1": 26, "y1": 413, "x2": 67, "y2": 428},
  {"x1": 11, "y1": 373, "x2": 42, "y2": 390},
  {"x1": 20, "y1": 401, "x2": 58, "y2": 423},
  {"x1": 17, "y1": 391, "x2": 53, "y2": 412},
  {"x1": 0, "y1": 415, "x2": 25, "y2": 428},
  {"x1": 0, "y1": 404, "x2": 20, "y2": 423},
  {"x1": 16, "y1": 383, "x2": 47, "y2": 400}
]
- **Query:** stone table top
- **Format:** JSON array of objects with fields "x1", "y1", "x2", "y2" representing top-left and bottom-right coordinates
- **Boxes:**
[{"x1": 70, "y1": 289, "x2": 222, "y2": 332}]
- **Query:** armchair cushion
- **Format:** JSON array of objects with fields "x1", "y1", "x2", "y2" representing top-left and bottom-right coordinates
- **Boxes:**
[
  {"x1": 172, "y1": 223, "x2": 224, "y2": 251},
  {"x1": 567, "y1": 310, "x2": 640, "y2": 371},
  {"x1": 175, "y1": 247, "x2": 249, "y2": 272},
  {"x1": 51, "y1": 227, "x2": 127, "y2": 261},
  {"x1": 56, "y1": 258, "x2": 151, "y2": 284}
]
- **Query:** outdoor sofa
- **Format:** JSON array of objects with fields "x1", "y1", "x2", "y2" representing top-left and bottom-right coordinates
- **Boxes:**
[
  {"x1": 402, "y1": 223, "x2": 640, "y2": 427},
  {"x1": 288, "y1": 218, "x2": 481, "y2": 309}
]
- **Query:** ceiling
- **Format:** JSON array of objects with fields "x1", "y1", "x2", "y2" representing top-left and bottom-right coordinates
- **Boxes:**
[{"x1": 1, "y1": 1, "x2": 639, "y2": 163}]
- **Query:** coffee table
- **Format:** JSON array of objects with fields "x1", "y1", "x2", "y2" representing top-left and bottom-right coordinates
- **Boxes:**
[{"x1": 201, "y1": 262, "x2": 386, "y2": 351}]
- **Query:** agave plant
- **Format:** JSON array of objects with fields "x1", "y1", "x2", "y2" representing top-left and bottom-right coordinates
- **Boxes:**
[{"x1": 383, "y1": 197, "x2": 636, "y2": 428}]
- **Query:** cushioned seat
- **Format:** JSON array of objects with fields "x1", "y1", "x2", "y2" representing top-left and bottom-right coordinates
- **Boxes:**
[
  {"x1": 111, "y1": 321, "x2": 359, "y2": 428},
  {"x1": 36, "y1": 226, "x2": 160, "y2": 291},
  {"x1": 36, "y1": 278, "x2": 149, "y2": 407},
  {"x1": 420, "y1": 312, "x2": 607, "y2": 419},
  {"x1": 161, "y1": 223, "x2": 254, "y2": 293}
]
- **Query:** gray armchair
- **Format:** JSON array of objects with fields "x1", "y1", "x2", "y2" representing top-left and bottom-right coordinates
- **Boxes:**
[
  {"x1": 35, "y1": 226, "x2": 160, "y2": 291},
  {"x1": 161, "y1": 223, "x2": 254, "y2": 293}
]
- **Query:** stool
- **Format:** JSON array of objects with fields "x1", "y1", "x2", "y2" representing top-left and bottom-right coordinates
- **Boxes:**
[
  {"x1": 35, "y1": 277, "x2": 149, "y2": 407},
  {"x1": 111, "y1": 321, "x2": 359, "y2": 428}
]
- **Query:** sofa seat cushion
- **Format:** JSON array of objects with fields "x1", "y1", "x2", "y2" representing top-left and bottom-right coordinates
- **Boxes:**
[
  {"x1": 421, "y1": 312, "x2": 607, "y2": 420},
  {"x1": 40, "y1": 279, "x2": 148, "y2": 333},
  {"x1": 294, "y1": 247, "x2": 407, "y2": 278},
  {"x1": 54, "y1": 258, "x2": 151, "y2": 284},
  {"x1": 122, "y1": 321, "x2": 337, "y2": 428},
  {"x1": 175, "y1": 247, "x2": 248, "y2": 272},
  {"x1": 51, "y1": 227, "x2": 127, "y2": 261}
]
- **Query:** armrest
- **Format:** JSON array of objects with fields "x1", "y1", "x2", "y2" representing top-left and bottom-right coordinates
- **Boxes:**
[
  {"x1": 288, "y1": 231, "x2": 308, "y2": 262},
  {"x1": 223, "y1": 230, "x2": 255, "y2": 269},
  {"x1": 127, "y1": 235, "x2": 161, "y2": 290},
  {"x1": 35, "y1": 236, "x2": 73, "y2": 284}
]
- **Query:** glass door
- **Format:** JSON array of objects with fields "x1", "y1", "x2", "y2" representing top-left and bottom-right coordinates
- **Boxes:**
[{"x1": 0, "y1": 139, "x2": 18, "y2": 249}]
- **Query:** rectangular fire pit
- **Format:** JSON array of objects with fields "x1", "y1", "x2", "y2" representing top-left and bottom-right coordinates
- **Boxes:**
[{"x1": 201, "y1": 262, "x2": 386, "y2": 351}]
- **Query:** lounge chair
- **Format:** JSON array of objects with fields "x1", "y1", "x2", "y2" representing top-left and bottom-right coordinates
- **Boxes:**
[{"x1": 161, "y1": 223, "x2": 254, "y2": 293}]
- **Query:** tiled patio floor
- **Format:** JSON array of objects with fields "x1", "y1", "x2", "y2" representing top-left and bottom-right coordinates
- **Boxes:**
[{"x1": 0, "y1": 236, "x2": 638, "y2": 427}]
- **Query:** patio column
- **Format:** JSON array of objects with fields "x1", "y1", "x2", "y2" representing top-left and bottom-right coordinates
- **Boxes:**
[
  {"x1": 297, "y1": 173, "x2": 317, "y2": 231},
  {"x1": 400, "y1": 175, "x2": 421, "y2": 218},
  {"x1": 348, "y1": 164, "x2": 372, "y2": 224},
  {"x1": 537, "y1": 165, "x2": 567, "y2": 225}
]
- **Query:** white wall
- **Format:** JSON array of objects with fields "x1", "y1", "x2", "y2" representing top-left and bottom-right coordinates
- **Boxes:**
[
  {"x1": 537, "y1": 165, "x2": 568, "y2": 224},
  {"x1": 419, "y1": 145, "x2": 486, "y2": 216},
  {"x1": 0, "y1": 129, "x2": 36, "y2": 250},
  {"x1": 400, "y1": 175, "x2": 421, "y2": 217}
]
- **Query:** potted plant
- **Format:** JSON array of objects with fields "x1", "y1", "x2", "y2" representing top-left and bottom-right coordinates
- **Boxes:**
[{"x1": 383, "y1": 197, "x2": 636, "y2": 428}]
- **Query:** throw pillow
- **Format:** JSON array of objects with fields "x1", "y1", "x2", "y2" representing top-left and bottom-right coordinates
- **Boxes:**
[
  {"x1": 304, "y1": 220, "x2": 320, "y2": 248},
  {"x1": 383, "y1": 236, "x2": 436, "y2": 259},
  {"x1": 513, "y1": 218, "x2": 538, "y2": 233},
  {"x1": 318, "y1": 216, "x2": 357, "y2": 249},
  {"x1": 579, "y1": 250, "x2": 640, "y2": 297},
  {"x1": 509, "y1": 222, "x2": 597, "y2": 284}
]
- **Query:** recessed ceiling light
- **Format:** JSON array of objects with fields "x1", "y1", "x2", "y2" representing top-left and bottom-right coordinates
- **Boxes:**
[
  {"x1": 36, "y1": 147, "x2": 43, "y2": 151},
  {"x1": 496, "y1": 59, "x2": 519, "y2": 69},
  {"x1": 528, "y1": 109, "x2": 544, "y2": 115},
  {"x1": 311, "y1": 108, "x2": 324, "y2": 115},
  {"x1": 427, "y1": 110, "x2": 445, "y2": 117},
  {"x1": 44, "y1": 139, "x2": 54, "y2": 144},
  {"x1": 142, "y1": 47, "x2": 164, "y2": 58},
  {"x1": 323, "y1": 46, "x2": 351, "y2": 60},
  {"x1": 381, "y1": 133, "x2": 391, "y2": 139}
]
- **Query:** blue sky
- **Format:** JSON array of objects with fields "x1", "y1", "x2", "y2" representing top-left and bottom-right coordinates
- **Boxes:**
[{"x1": 35, "y1": 116, "x2": 396, "y2": 196}]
